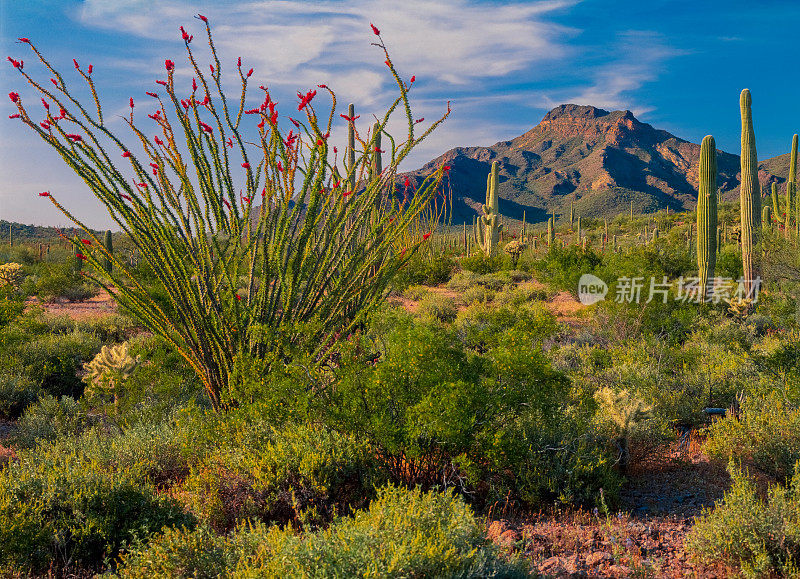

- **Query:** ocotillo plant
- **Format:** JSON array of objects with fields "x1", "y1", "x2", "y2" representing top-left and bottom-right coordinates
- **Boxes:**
[
  {"x1": 789, "y1": 134, "x2": 798, "y2": 236},
  {"x1": 8, "y1": 19, "x2": 450, "y2": 410},
  {"x1": 697, "y1": 135, "x2": 718, "y2": 301},
  {"x1": 103, "y1": 229, "x2": 113, "y2": 274},
  {"x1": 474, "y1": 161, "x2": 502, "y2": 256},
  {"x1": 739, "y1": 89, "x2": 760, "y2": 295}
]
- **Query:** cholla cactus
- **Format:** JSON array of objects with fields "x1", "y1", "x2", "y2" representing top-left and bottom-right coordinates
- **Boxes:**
[
  {"x1": 727, "y1": 296, "x2": 753, "y2": 319},
  {"x1": 595, "y1": 386, "x2": 652, "y2": 473},
  {"x1": 0, "y1": 262, "x2": 23, "y2": 290},
  {"x1": 82, "y1": 342, "x2": 141, "y2": 412},
  {"x1": 503, "y1": 238, "x2": 527, "y2": 266}
]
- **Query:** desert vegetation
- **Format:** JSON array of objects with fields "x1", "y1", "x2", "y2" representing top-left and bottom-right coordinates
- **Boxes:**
[{"x1": 2, "y1": 14, "x2": 800, "y2": 579}]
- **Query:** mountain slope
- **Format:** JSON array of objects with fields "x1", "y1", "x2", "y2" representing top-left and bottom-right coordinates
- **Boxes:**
[{"x1": 405, "y1": 104, "x2": 793, "y2": 224}]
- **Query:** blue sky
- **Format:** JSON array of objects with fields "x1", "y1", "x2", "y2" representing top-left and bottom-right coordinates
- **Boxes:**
[{"x1": 2, "y1": 0, "x2": 799, "y2": 228}]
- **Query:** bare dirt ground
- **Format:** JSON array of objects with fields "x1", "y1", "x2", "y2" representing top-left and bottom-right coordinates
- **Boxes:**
[
  {"x1": 25, "y1": 290, "x2": 118, "y2": 320},
  {"x1": 487, "y1": 434, "x2": 735, "y2": 578}
]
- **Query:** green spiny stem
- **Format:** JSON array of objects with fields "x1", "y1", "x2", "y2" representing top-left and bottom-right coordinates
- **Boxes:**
[
  {"x1": 789, "y1": 134, "x2": 798, "y2": 237},
  {"x1": 697, "y1": 137, "x2": 717, "y2": 302},
  {"x1": 570, "y1": 201, "x2": 574, "y2": 228},
  {"x1": 547, "y1": 216, "x2": 554, "y2": 247},
  {"x1": 739, "y1": 89, "x2": 760, "y2": 294},
  {"x1": 770, "y1": 182, "x2": 780, "y2": 231},
  {"x1": 577, "y1": 216, "x2": 581, "y2": 242},
  {"x1": 762, "y1": 205, "x2": 772, "y2": 229}
]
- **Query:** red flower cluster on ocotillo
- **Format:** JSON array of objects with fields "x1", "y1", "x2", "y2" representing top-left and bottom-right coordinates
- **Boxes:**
[
  {"x1": 197, "y1": 14, "x2": 208, "y2": 23},
  {"x1": 18, "y1": 38, "x2": 30, "y2": 43},
  {"x1": 370, "y1": 23, "x2": 380, "y2": 35},
  {"x1": 199, "y1": 121, "x2": 213, "y2": 133},
  {"x1": 66, "y1": 134, "x2": 82, "y2": 142},
  {"x1": 122, "y1": 151, "x2": 131, "y2": 158},
  {"x1": 7, "y1": 57, "x2": 23, "y2": 69},
  {"x1": 87, "y1": 64, "x2": 93, "y2": 74},
  {"x1": 8, "y1": 114, "x2": 20, "y2": 119},
  {"x1": 340, "y1": 113, "x2": 360, "y2": 123},
  {"x1": 180, "y1": 26, "x2": 193, "y2": 42},
  {"x1": 81, "y1": 239, "x2": 92, "y2": 245},
  {"x1": 297, "y1": 89, "x2": 316, "y2": 111},
  {"x1": 146, "y1": 91, "x2": 158, "y2": 98},
  {"x1": 38, "y1": 191, "x2": 50, "y2": 197},
  {"x1": 241, "y1": 162, "x2": 250, "y2": 169},
  {"x1": 165, "y1": 59, "x2": 174, "y2": 71}
]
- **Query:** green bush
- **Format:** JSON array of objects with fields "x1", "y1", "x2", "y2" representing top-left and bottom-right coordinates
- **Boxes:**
[
  {"x1": 179, "y1": 419, "x2": 381, "y2": 532},
  {"x1": 687, "y1": 463, "x2": 800, "y2": 577},
  {"x1": 402, "y1": 284, "x2": 428, "y2": 301},
  {"x1": 0, "y1": 437, "x2": 194, "y2": 572},
  {"x1": 12, "y1": 395, "x2": 92, "y2": 448},
  {"x1": 416, "y1": 292, "x2": 458, "y2": 323},
  {"x1": 0, "y1": 373, "x2": 38, "y2": 419},
  {"x1": 705, "y1": 392, "x2": 800, "y2": 482},
  {"x1": 31, "y1": 262, "x2": 96, "y2": 303},
  {"x1": 459, "y1": 252, "x2": 511, "y2": 274},
  {"x1": 461, "y1": 285, "x2": 495, "y2": 305},
  {"x1": 115, "y1": 485, "x2": 528, "y2": 578},
  {"x1": 391, "y1": 250, "x2": 456, "y2": 290},
  {"x1": 7, "y1": 330, "x2": 101, "y2": 398},
  {"x1": 455, "y1": 302, "x2": 559, "y2": 352}
]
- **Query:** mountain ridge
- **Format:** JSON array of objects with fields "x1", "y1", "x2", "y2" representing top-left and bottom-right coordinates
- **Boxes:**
[{"x1": 404, "y1": 104, "x2": 794, "y2": 224}]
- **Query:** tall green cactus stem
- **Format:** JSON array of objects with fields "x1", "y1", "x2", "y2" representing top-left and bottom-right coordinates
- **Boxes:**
[
  {"x1": 570, "y1": 201, "x2": 574, "y2": 228},
  {"x1": 521, "y1": 210, "x2": 526, "y2": 239},
  {"x1": 103, "y1": 230, "x2": 113, "y2": 274},
  {"x1": 547, "y1": 216, "x2": 554, "y2": 247},
  {"x1": 652, "y1": 226, "x2": 659, "y2": 241},
  {"x1": 775, "y1": 135, "x2": 800, "y2": 237},
  {"x1": 577, "y1": 216, "x2": 581, "y2": 242},
  {"x1": 697, "y1": 135, "x2": 718, "y2": 302},
  {"x1": 630, "y1": 200, "x2": 634, "y2": 222},
  {"x1": 770, "y1": 182, "x2": 780, "y2": 232},
  {"x1": 347, "y1": 103, "x2": 356, "y2": 193},
  {"x1": 612, "y1": 234, "x2": 617, "y2": 250},
  {"x1": 762, "y1": 206, "x2": 772, "y2": 230},
  {"x1": 739, "y1": 89, "x2": 760, "y2": 294},
  {"x1": 473, "y1": 161, "x2": 502, "y2": 256},
  {"x1": 604, "y1": 218, "x2": 608, "y2": 244}
]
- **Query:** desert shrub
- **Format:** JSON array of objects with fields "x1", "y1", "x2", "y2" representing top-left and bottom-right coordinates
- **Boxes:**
[
  {"x1": 493, "y1": 284, "x2": 548, "y2": 308},
  {"x1": 116, "y1": 485, "x2": 528, "y2": 578},
  {"x1": 529, "y1": 245, "x2": 602, "y2": 294},
  {"x1": 0, "y1": 373, "x2": 38, "y2": 420},
  {"x1": 0, "y1": 289, "x2": 24, "y2": 329},
  {"x1": 455, "y1": 302, "x2": 558, "y2": 352},
  {"x1": 7, "y1": 329, "x2": 101, "y2": 398},
  {"x1": 416, "y1": 292, "x2": 458, "y2": 323},
  {"x1": 459, "y1": 252, "x2": 511, "y2": 274},
  {"x1": 0, "y1": 438, "x2": 194, "y2": 572},
  {"x1": 392, "y1": 250, "x2": 456, "y2": 290},
  {"x1": 12, "y1": 395, "x2": 92, "y2": 448},
  {"x1": 705, "y1": 392, "x2": 800, "y2": 482},
  {"x1": 115, "y1": 335, "x2": 207, "y2": 426},
  {"x1": 402, "y1": 284, "x2": 428, "y2": 301},
  {"x1": 461, "y1": 285, "x2": 495, "y2": 305},
  {"x1": 687, "y1": 463, "x2": 800, "y2": 577},
  {"x1": 32, "y1": 262, "x2": 96, "y2": 303},
  {"x1": 75, "y1": 314, "x2": 139, "y2": 343},
  {"x1": 177, "y1": 416, "x2": 381, "y2": 532},
  {"x1": 446, "y1": 270, "x2": 481, "y2": 292}
]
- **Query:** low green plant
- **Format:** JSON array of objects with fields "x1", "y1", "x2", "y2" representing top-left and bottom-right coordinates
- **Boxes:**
[
  {"x1": 12, "y1": 395, "x2": 92, "y2": 448},
  {"x1": 687, "y1": 462, "x2": 800, "y2": 577},
  {"x1": 0, "y1": 373, "x2": 38, "y2": 420},
  {"x1": 416, "y1": 292, "x2": 458, "y2": 323},
  {"x1": 115, "y1": 485, "x2": 528, "y2": 578}
]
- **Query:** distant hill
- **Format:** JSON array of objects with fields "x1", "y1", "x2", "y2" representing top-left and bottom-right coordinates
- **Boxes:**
[{"x1": 403, "y1": 104, "x2": 796, "y2": 224}]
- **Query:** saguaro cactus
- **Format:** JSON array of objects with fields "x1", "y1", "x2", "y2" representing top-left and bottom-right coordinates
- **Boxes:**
[
  {"x1": 103, "y1": 229, "x2": 113, "y2": 274},
  {"x1": 762, "y1": 206, "x2": 772, "y2": 230},
  {"x1": 570, "y1": 201, "x2": 574, "y2": 228},
  {"x1": 577, "y1": 216, "x2": 582, "y2": 242},
  {"x1": 474, "y1": 161, "x2": 503, "y2": 256},
  {"x1": 697, "y1": 135, "x2": 718, "y2": 302},
  {"x1": 547, "y1": 216, "x2": 554, "y2": 247},
  {"x1": 739, "y1": 89, "x2": 760, "y2": 295},
  {"x1": 770, "y1": 182, "x2": 780, "y2": 230}
]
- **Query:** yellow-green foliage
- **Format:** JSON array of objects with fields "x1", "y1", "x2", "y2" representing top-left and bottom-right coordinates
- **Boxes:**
[
  {"x1": 594, "y1": 386, "x2": 652, "y2": 436},
  {"x1": 0, "y1": 263, "x2": 23, "y2": 290},
  {"x1": 114, "y1": 485, "x2": 528, "y2": 578},
  {"x1": 82, "y1": 341, "x2": 141, "y2": 406},
  {"x1": 416, "y1": 293, "x2": 458, "y2": 323},
  {"x1": 687, "y1": 463, "x2": 800, "y2": 577}
]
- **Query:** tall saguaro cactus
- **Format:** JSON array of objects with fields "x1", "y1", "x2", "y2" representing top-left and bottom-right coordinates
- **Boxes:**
[
  {"x1": 739, "y1": 89, "x2": 760, "y2": 295},
  {"x1": 570, "y1": 201, "x2": 574, "y2": 228},
  {"x1": 697, "y1": 135, "x2": 718, "y2": 301},
  {"x1": 770, "y1": 182, "x2": 780, "y2": 230},
  {"x1": 547, "y1": 216, "x2": 554, "y2": 247},
  {"x1": 474, "y1": 161, "x2": 502, "y2": 256}
]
